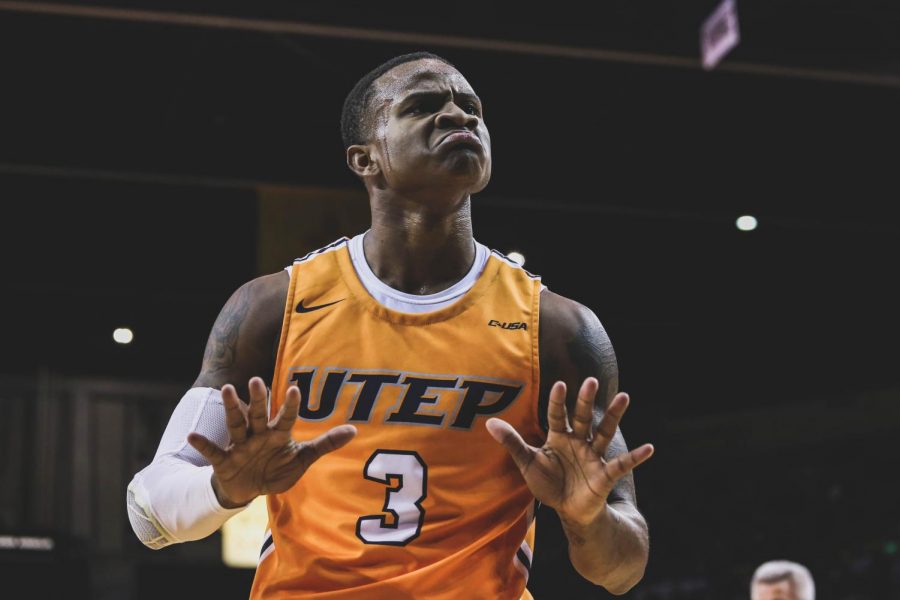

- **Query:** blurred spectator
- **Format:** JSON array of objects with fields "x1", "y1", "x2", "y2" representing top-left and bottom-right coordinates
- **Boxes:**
[{"x1": 751, "y1": 560, "x2": 815, "y2": 600}]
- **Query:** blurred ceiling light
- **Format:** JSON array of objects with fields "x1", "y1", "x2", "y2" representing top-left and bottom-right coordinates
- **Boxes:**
[
  {"x1": 113, "y1": 327, "x2": 134, "y2": 344},
  {"x1": 506, "y1": 251, "x2": 526, "y2": 266},
  {"x1": 736, "y1": 215, "x2": 758, "y2": 231}
]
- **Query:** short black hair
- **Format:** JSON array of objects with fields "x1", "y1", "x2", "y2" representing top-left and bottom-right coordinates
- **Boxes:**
[{"x1": 340, "y1": 51, "x2": 455, "y2": 149}]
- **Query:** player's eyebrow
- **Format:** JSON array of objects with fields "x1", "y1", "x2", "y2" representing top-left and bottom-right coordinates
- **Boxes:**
[{"x1": 397, "y1": 89, "x2": 482, "y2": 109}]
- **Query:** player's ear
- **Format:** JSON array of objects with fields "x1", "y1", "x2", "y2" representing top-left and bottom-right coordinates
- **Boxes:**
[{"x1": 347, "y1": 145, "x2": 380, "y2": 178}]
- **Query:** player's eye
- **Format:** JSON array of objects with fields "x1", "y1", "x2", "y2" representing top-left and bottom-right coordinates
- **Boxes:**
[
  {"x1": 407, "y1": 98, "x2": 443, "y2": 115},
  {"x1": 462, "y1": 103, "x2": 480, "y2": 116}
]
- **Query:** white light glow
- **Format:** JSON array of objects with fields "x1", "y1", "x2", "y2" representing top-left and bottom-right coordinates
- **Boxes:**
[
  {"x1": 506, "y1": 251, "x2": 526, "y2": 266},
  {"x1": 222, "y1": 496, "x2": 269, "y2": 568},
  {"x1": 736, "y1": 215, "x2": 758, "y2": 231},
  {"x1": 113, "y1": 328, "x2": 134, "y2": 344}
]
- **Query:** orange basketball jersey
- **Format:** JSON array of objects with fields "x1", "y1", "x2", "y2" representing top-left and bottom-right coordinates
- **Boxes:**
[{"x1": 250, "y1": 238, "x2": 545, "y2": 600}]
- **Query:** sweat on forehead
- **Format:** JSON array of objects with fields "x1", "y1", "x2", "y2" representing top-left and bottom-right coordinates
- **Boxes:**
[{"x1": 374, "y1": 59, "x2": 472, "y2": 102}]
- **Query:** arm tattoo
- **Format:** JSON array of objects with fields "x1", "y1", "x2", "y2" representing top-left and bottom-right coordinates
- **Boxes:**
[
  {"x1": 567, "y1": 312, "x2": 636, "y2": 507},
  {"x1": 566, "y1": 316, "x2": 619, "y2": 411},
  {"x1": 199, "y1": 284, "x2": 251, "y2": 379}
]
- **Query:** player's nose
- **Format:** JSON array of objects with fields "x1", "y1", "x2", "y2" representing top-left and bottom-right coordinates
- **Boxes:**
[{"x1": 435, "y1": 102, "x2": 479, "y2": 131}]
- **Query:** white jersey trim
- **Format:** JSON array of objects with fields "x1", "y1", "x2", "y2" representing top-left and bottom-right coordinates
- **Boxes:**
[
  {"x1": 292, "y1": 237, "x2": 349, "y2": 265},
  {"x1": 284, "y1": 233, "x2": 545, "y2": 314},
  {"x1": 490, "y1": 249, "x2": 543, "y2": 282},
  {"x1": 513, "y1": 539, "x2": 533, "y2": 583},
  {"x1": 259, "y1": 529, "x2": 275, "y2": 565},
  {"x1": 347, "y1": 231, "x2": 490, "y2": 313}
]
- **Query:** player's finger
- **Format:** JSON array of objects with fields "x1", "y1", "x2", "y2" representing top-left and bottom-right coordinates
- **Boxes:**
[
  {"x1": 485, "y1": 418, "x2": 538, "y2": 475},
  {"x1": 603, "y1": 443, "x2": 654, "y2": 483},
  {"x1": 221, "y1": 384, "x2": 249, "y2": 444},
  {"x1": 272, "y1": 385, "x2": 301, "y2": 432},
  {"x1": 248, "y1": 377, "x2": 269, "y2": 435},
  {"x1": 546, "y1": 381, "x2": 569, "y2": 435},
  {"x1": 297, "y1": 425, "x2": 357, "y2": 468},
  {"x1": 187, "y1": 432, "x2": 228, "y2": 467},
  {"x1": 591, "y1": 392, "x2": 629, "y2": 456},
  {"x1": 572, "y1": 377, "x2": 598, "y2": 440}
]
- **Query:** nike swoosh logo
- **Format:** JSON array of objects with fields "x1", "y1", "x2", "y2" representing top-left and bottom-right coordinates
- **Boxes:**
[{"x1": 295, "y1": 298, "x2": 345, "y2": 313}]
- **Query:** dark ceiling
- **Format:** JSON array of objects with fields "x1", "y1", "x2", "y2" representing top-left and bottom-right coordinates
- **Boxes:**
[{"x1": 1, "y1": 1, "x2": 898, "y2": 426}]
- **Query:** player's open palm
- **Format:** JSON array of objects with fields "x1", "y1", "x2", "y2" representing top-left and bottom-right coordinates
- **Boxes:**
[
  {"x1": 486, "y1": 378, "x2": 653, "y2": 525},
  {"x1": 188, "y1": 377, "x2": 357, "y2": 508}
]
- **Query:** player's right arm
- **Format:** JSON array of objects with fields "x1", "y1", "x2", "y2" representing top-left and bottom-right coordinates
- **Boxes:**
[
  {"x1": 126, "y1": 272, "x2": 355, "y2": 549},
  {"x1": 190, "y1": 272, "x2": 289, "y2": 400}
]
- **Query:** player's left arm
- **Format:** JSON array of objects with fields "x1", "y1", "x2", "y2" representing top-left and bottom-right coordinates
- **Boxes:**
[{"x1": 486, "y1": 289, "x2": 653, "y2": 595}]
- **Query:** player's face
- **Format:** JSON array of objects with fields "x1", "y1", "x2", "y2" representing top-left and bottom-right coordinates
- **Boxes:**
[
  {"x1": 368, "y1": 59, "x2": 492, "y2": 197},
  {"x1": 752, "y1": 580, "x2": 797, "y2": 600}
]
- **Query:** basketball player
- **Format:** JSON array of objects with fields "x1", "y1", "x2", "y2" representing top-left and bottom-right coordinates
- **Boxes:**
[
  {"x1": 127, "y1": 52, "x2": 653, "y2": 598},
  {"x1": 751, "y1": 561, "x2": 816, "y2": 600}
]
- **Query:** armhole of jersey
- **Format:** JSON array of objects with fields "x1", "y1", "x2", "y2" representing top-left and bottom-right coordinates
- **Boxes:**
[
  {"x1": 270, "y1": 264, "x2": 299, "y2": 418},
  {"x1": 531, "y1": 279, "x2": 542, "y2": 434}
]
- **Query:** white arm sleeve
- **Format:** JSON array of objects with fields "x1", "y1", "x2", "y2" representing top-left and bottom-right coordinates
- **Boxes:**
[{"x1": 126, "y1": 387, "x2": 248, "y2": 549}]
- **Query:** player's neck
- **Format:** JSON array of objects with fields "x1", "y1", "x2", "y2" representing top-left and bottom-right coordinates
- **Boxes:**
[{"x1": 365, "y1": 192, "x2": 475, "y2": 296}]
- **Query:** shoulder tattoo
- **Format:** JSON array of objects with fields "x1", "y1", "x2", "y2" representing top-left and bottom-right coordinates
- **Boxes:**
[{"x1": 200, "y1": 284, "x2": 252, "y2": 379}]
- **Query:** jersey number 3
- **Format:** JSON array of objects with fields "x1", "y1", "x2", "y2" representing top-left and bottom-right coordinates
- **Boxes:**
[{"x1": 355, "y1": 450, "x2": 428, "y2": 545}]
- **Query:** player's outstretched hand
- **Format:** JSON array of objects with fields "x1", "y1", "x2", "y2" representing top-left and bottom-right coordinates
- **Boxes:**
[
  {"x1": 486, "y1": 378, "x2": 653, "y2": 526},
  {"x1": 188, "y1": 377, "x2": 357, "y2": 508}
]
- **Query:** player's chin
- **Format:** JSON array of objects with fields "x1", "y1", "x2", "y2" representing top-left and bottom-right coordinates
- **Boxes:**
[
  {"x1": 438, "y1": 152, "x2": 491, "y2": 186},
  {"x1": 446, "y1": 169, "x2": 491, "y2": 196}
]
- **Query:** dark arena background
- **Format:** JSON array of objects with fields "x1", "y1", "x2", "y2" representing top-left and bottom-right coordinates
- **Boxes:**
[{"x1": 1, "y1": 2, "x2": 899, "y2": 599}]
